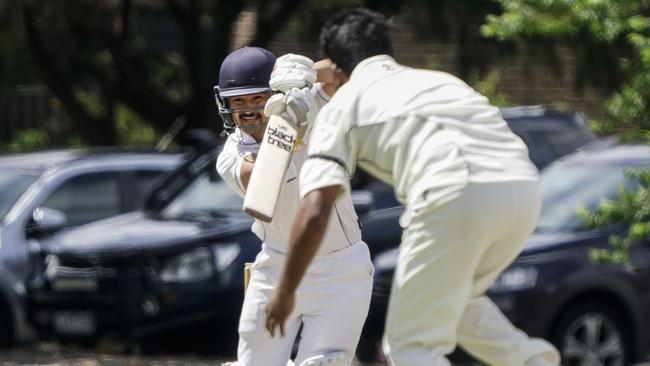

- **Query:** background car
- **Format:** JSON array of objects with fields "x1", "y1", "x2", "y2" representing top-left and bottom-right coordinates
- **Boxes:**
[
  {"x1": 499, "y1": 105, "x2": 596, "y2": 170},
  {"x1": 365, "y1": 144, "x2": 650, "y2": 365},
  {"x1": 0, "y1": 149, "x2": 182, "y2": 348},
  {"x1": 25, "y1": 146, "x2": 256, "y2": 352}
]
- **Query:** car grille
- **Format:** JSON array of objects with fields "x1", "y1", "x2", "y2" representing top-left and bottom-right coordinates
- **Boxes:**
[{"x1": 48, "y1": 254, "x2": 150, "y2": 292}]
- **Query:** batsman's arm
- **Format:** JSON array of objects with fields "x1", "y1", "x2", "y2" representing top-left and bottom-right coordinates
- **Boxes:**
[
  {"x1": 239, "y1": 153, "x2": 256, "y2": 190},
  {"x1": 216, "y1": 141, "x2": 257, "y2": 197}
]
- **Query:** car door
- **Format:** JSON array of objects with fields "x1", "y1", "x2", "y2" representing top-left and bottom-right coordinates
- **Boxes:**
[
  {"x1": 121, "y1": 169, "x2": 173, "y2": 212},
  {"x1": 40, "y1": 172, "x2": 123, "y2": 227}
]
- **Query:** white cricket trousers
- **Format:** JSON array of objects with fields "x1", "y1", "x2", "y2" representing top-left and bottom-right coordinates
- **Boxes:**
[
  {"x1": 237, "y1": 241, "x2": 373, "y2": 366},
  {"x1": 383, "y1": 180, "x2": 561, "y2": 366}
]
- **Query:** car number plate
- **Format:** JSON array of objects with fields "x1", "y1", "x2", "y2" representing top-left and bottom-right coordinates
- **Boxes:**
[
  {"x1": 52, "y1": 278, "x2": 98, "y2": 291},
  {"x1": 52, "y1": 311, "x2": 96, "y2": 335}
]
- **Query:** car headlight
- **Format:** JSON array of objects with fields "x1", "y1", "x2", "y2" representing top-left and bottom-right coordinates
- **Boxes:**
[
  {"x1": 489, "y1": 266, "x2": 539, "y2": 293},
  {"x1": 158, "y1": 247, "x2": 214, "y2": 283},
  {"x1": 212, "y1": 242, "x2": 241, "y2": 271}
]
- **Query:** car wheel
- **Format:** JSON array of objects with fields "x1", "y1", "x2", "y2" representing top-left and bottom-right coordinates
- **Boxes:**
[{"x1": 551, "y1": 301, "x2": 632, "y2": 366}]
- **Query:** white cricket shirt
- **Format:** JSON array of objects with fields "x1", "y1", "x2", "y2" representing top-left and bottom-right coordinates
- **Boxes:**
[
  {"x1": 217, "y1": 84, "x2": 362, "y2": 255},
  {"x1": 300, "y1": 55, "x2": 538, "y2": 226}
]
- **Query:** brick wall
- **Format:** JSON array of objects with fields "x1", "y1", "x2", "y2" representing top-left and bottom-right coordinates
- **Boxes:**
[{"x1": 237, "y1": 7, "x2": 610, "y2": 120}]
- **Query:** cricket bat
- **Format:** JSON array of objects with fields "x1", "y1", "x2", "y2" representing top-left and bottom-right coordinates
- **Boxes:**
[
  {"x1": 242, "y1": 59, "x2": 336, "y2": 223},
  {"x1": 243, "y1": 114, "x2": 298, "y2": 222}
]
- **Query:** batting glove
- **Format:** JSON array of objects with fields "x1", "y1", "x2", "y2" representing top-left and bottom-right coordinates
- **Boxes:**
[
  {"x1": 270, "y1": 54, "x2": 317, "y2": 93},
  {"x1": 264, "y1": 87, "x2": 317, "y2": 127},
  {"x1": 264, "y1": 88, "x2": 317, "y2": 140}
]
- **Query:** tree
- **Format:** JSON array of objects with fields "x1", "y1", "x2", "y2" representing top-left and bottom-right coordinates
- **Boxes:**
[
  {"x1": 3, "y1": 0, "x2": 511, "y2": 146},
  {"x1": 8, "y1": 0, "x2": 303, "y2": 145},
  {"x1": 482, "y1": 0, "x2": 650, "y2": 262},
  {"x1": 0, "y1": 2, "x2": 36, "y2": 85},
  {"x1": 482, "y1": 0, "x2": 650, "y2": 138}
]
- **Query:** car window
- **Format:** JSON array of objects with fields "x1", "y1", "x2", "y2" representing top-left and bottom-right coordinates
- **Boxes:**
[
  {"x1": 543, "y1": 128, "x2": 594, "y2": 156},
  {"x1": 514, "y1": 131, "x2": 557, "y2": 170},
  {"x1": 162, "y1": 171, "x2": 243, "y2": 219},
  {"x1": 536, "y1": 163, "x2": 640, "y2": 233},
  {"x1": 42, "y1": 173, "x2": 122, "y2": 226},
  {"x1": 0, "y1": 170, "x2": 40, "y2": 221},
  {"x1": 134, "y1": 170, "x2": 167, "y2": 196},
  {"x1": 507, "y1": 114, "x2": 596, "y2": 170}
]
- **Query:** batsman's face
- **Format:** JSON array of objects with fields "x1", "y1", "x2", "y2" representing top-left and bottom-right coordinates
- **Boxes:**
[{"x1": 230, "y1": 92, "x2": 273, "y2": 142}]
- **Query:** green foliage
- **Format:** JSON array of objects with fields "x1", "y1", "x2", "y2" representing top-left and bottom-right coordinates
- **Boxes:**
[
  {"x1": 2, "y1": 129, "x2": 50, "y2": 152},
  {"x1": 482, "y1": 0, "x2": 642, "y2": 42},
  {"x1": 577, "y1": 168, "x2": 650, "y2": 264},
  {"x1": 425, "y1": 55, "x2": 441, "y2": 70},
  {"x1": 484, "y1": 0, "x2": 650, "y2": 264},
  {"x1": 75, "y1": 90, "x2": 107, "y2": 120},
  {"x1": 115, "y1": 104, "x2": 158, "y2": 146},
  {"x1": 425, "y1": 54, "x2": 511, "y2": 107},
  {"x1": 468, "y1": 69, "x2": 511, "y2": 107},
  {"x1": 0, "y1": 3, "x2": 37, "y2": 84},
  {"x1": 483, "y1": 0, "x2": 650, "y2": 134}
]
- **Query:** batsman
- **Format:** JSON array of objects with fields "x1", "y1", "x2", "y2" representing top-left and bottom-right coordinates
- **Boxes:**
[
  {"x1": 264, "y1": 8, "x2": 561, "y2": 366},
  {"x1": 214, "y1": 46, "x2": 373, "y2": 366}
]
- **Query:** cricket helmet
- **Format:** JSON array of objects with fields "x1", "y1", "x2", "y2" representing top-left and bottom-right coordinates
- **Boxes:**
[{"x1": 214, "y1": 47, "x2": 276, "y2": 133}]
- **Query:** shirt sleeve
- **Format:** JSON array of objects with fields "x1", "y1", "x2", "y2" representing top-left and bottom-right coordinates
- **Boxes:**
[
  {"x1": 310, "y1": 82, "x2": 331, "y2": 110},
  {"x1": 299, "y1": 103, "x2": 357, "y2": 198},
  {"x1": 299, "y1": 158, "x2": 350, "y2": 198},
  {"x1": 216, "y1": 135, "x2": 259, "y2": 198}
]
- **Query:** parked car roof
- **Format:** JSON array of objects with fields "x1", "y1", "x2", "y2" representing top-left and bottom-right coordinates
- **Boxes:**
[
  {"x1": 0, "y1": 148, "x2": 185, "y2": 170},
  {"x1": 551, "y1": 143, "x2": 650, "y2": 166},
  {"x1": 500, "y1": 105, "x2": 591, "y2": 129}
]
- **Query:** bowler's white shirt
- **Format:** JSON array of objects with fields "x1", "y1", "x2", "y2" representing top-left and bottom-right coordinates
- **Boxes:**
[{"x1": 300, "y1": 55, "x2": 538, "y2": 226}]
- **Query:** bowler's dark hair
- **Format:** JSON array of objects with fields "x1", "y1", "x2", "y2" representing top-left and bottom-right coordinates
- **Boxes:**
[{"x1": 319, "y1": 7, "x2": 393, "y2": 75}]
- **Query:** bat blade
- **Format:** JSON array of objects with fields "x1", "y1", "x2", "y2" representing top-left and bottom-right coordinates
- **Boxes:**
[{"x1": 243, "y1": 114, "x2": 298, "y2": 222}]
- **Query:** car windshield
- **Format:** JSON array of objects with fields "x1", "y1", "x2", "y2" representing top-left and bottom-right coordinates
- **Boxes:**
[
  {"x1": 536, "y1": 162, "x2": 641, "y2": 233},
  {"x1": 0, "y1": 170, "x2": 40, "y2": 221},
  {"x1": 161, "y1": 170, "x2": 243, "y2": 220}
]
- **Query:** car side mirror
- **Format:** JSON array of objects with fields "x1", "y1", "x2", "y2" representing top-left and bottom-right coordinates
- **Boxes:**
[
  {"x1": 27, "y1": 207, "x2": 67, "y2": 236},
  {"x1": 351, "y1": 190, "x2": 375, "y2": 215}
]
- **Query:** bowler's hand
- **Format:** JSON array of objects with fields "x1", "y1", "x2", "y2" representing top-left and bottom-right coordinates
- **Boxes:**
[{"x1": 265, "y1": 289, "x2": 295, "y2": 337}]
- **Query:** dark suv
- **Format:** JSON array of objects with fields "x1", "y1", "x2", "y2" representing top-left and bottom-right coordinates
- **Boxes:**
[
  {"x1": 26, "y1": 147, "x2": 255, "y2": 350},
  {"x1": 0, "y1": 149, "x2": 182, "y2": 347},
  {"x1": 363, "y1": 144, "x2": 650, "y2": 365},
  {"x1": 499, "y1": 105, "x2": 596, "y2": 170}
]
